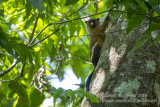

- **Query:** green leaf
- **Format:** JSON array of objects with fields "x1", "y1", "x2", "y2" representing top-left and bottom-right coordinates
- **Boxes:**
[
  {"x1": 0, "y1": 30, "x2": 14, "y2": 56},
  {"x1": 53, "y1": 88, "x2": 64, "y2": 106},
  {"x1": 77, "y1": 90, "x2": 99, "y2": 103},
  {"x1": 24, "y1": 1, "x2": 32, "y2": 20},
  {"x1": 126, "y1": 13, "x2": 145, "y2": 34},
  {"x1": 65, "y1": 0, "x2": 79, "y2": 6},
  {"x1": 145, "y1": 1, "x2": 160, "y2": 12},
  {"x1": 6, "y1": 98, "x2": 17, "y2": 107},
  {"x1": 105, "y1": 0, "x2": 113, "y2": 9},
  {"x1": 151, "y1": 5, "x2": 160, "y2": 12},
  {"x1": 149, "y1": 37, "x2": 160, "y2": 46},
  {"x1": 8, "y1": 81, "x2": 30, "y2": 106},
  {"x1": 30, "y1": 88, "x2": 45, "y2": 106},
  {"x1": 28, "y1": 0, "x2": 43, "y2": 12},
  {"x1": 148, "y1": 0, "x2": 160, "y2": 5},
  {"x1": 131, "y1": 35, "x2": 151, "y2": 52},
  {"x1": 24, "y1": 14, "x2": 35, "y2": 29},
  {"x1": 136, "y1": 0, "x2": 148, "y2": 10},
  {"x1": 0, "y1": 9, "x2": 4, "y2": 17},
  {"x1": 146, "y1": 23, "x2": 160, "y2": 34},
  {"x1": 128, "y1": 0, "x2": 137, "y2": 10}
]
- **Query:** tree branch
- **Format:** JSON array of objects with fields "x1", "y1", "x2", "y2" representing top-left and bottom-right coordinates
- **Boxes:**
[
  {"x1": 0, "y1": 59, "x2": 18, "y2": 78},
  {"x1": 70, "y1": 57, "x2": 91, "y2": 64},
  {"x1": 0, "y1": 13, "x2": 40, "y2": 78},
  {"x1": 30, "y1": 28, "x2": 60, "y2": 47},
  {"x1": 28, "y1": 23, "x2": 52, "y2": 47},
  {"x1": 30, "y1": 4, "x2": 75, "y2": 47},
  {"x1": 67, "y1": 0, "x2": 88, "y2": 17},
  {"x1": 64, "y1": 50, "x2": 90, "y2": 61},
  {"x1": 51, "y1": 10, "x2": 111, "y2": 25},
  {"x1": 0, "y1": 51, "x2": 12, "y2": 57},
  {"x1": 0, "y1": 61, "x2": 26, "y2": 82},
  {"x1": 29, "y1": 12, "x2": 40, "y2": 43},
  {"x1": 28, "y1": 10, "x2": 111, "y2": 48},
  {"x1": 0, "y1": 8, "x2": 110, "y2": 78}
]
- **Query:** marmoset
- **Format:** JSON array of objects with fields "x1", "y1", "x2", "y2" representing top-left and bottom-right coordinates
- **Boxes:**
[{"x1": 85, "y1": 14, "x2": 110, "y2": 91}]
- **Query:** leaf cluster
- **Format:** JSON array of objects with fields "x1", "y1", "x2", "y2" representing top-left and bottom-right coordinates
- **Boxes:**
[{"x1": 0, "y1": 0, "x2": 160, "y2": 106}]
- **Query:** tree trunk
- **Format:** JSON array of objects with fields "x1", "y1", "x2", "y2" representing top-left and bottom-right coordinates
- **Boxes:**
[{"x1": 81, "y1": 18, "x2": 160, "y2": 107}]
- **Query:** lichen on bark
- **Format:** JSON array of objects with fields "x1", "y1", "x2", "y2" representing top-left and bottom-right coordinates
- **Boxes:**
[{"x1": 81, "y1": 18, "x2": 160, "y2": 107}]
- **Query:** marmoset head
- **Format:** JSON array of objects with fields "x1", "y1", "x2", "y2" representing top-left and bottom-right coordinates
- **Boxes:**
[{"x1": 85, "y1": 18, "x2": 100, "y2": 29}]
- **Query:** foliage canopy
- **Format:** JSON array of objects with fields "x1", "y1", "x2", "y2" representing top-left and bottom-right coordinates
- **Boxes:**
[{"x1": 0, "y1": 0, "x2": 160, "y2": 106}]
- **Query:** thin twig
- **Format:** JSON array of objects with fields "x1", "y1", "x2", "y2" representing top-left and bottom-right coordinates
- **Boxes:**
[
  {"x1": 64, "y1": 50, "x2": 90, "y2": 61},
  {"x1": 151, "y1": 38, "x2": 160, "y2": 50},
  {"x1": 30, "y1": 4, "x2": 75, "y2": 47},
  {"x1": 0, "y1": 59, "x2": 18, "y2": 78},
  {"x1": 30, "y1": 28, "x2": 60, "y2": 47},
  {"x1": 0, "y1": 59, "x2": 26, "y2": 82},
  {"x1": 29, "y1": 12, "x2": 40, "y2": 44},
  {"x1": 28, "y1": 9, "x2": 112, "y2": 46},
  {"x1": 0, "y1": 76, "x2": 19, "y2": 82},
  {"x1": 70, "y1": 57, "x2": 92, "y2": 64},
  {"x1": 51, "y1": 10, "x2": 111, "y2": 25},
  {"x1": 58, "y1": 4, "x2": 75, "y2": 28},
  {"x1": 0, "y1": 51, "x2": 12, "y2": 57},
  {"x1": 67, "y1": 0, "x2": 88, "y2": 17},
  {"x1": 28, "y1": 23, "x2": 52, "y2": 46},
  {"x1": 79, "y1": 38, "x2": 89, "y2": 49}
]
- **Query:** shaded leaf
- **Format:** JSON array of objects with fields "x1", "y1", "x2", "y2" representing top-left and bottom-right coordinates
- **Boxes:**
[
  {"x1": 24, "y1": 1, "x2": 32, "y2": 20},
  {"x1": 149, "y1": 37, "x2": 160, "y2": 46},
  {"x1": 77, "y1": 90, "x2": 99, "y2": 103},
  {"x1": 126, "y1": 13, "x2": 145, "y2": 34},
  {"x1": 128, "y1": 0, "x2": 137, "y2": 10},
  {"x1": 131, "y1": 35, "x2": 151, "y2": 52},
  {"x1": 8, "y1": 81, "x2": 30, "y2": 106},
  {"x1": 28, "y1": 0, "x2": 43, "y2": 12},
  {"x1": 30, "y1": 88, "x2": 45, "y2": 106},
  {"x1": 136, "y1": 0, "x2": 148, "y2": 10},
  {"x1": 65, "y1": 0, "x2": 79, "y2": 6},
  {"x1": 24, "y1": 14, "x2": 35, "y2": 29},
  {"x1": 105, "y1": 0, "x2": 113, "y2": 9},
  {"x1": 146, "y1": 23, "x2": 160, "y2": 34}
]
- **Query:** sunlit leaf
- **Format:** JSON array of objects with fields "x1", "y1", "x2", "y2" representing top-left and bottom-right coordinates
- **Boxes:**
[{"x1": 6, "y1": 98, "x2": 17, "y2": 107}]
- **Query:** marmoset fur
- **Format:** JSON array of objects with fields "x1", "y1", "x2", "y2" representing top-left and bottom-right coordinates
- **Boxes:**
[{"x1": 85, "y1": 14, "x2": 110, "y2": 91}]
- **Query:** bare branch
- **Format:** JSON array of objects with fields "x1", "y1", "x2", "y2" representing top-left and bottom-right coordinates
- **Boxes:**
[
  {"x1": 0, "y1": 51, "x2": 12, "y2": 57},
  {"x1": 28, "y1": 23, "x2": 52, "y2": 47},
  {"x1": 0, "y1": 63, "x2": 26, "y2": 82},
  {"x1": 30, "y1": 28, "x2": 60, "y2": 47},
  {"x1": 64, "y1": 50, "x2": 90, "y2": 61},
  {"x1": 58, "y1": 4, "x2": 75, "y2": 28},
  {"x1": 29, "y1": 12, "x2": 40, "y2": 43},
  {"x1": 70, "y1": 57, "x2": 92, "y2": 64},
  {"x1": 67, "y1": 0, "x2": 88, "y2": 17},
  {"x1": 30, "y1": 4, "x2": 75, "y2": 47},
  {"x1": 50, "y1": 10, "x2": 111, "y2": 25},
  {"x1": 28, "y1": 9, "x2": 113, "y2": 48},
  {"x1": 0, "y1": 59, "x2": 18, "y2": 77}
]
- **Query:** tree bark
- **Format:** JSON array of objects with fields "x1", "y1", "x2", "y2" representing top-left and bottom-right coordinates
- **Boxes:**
[{"x1": 81, "y1": 18, "x2": 160, "y2": 107}]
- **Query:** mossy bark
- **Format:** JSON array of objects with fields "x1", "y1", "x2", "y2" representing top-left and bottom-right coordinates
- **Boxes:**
[{"x1": 81, "y1": 19, "x2": 160, "y2": 107}]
